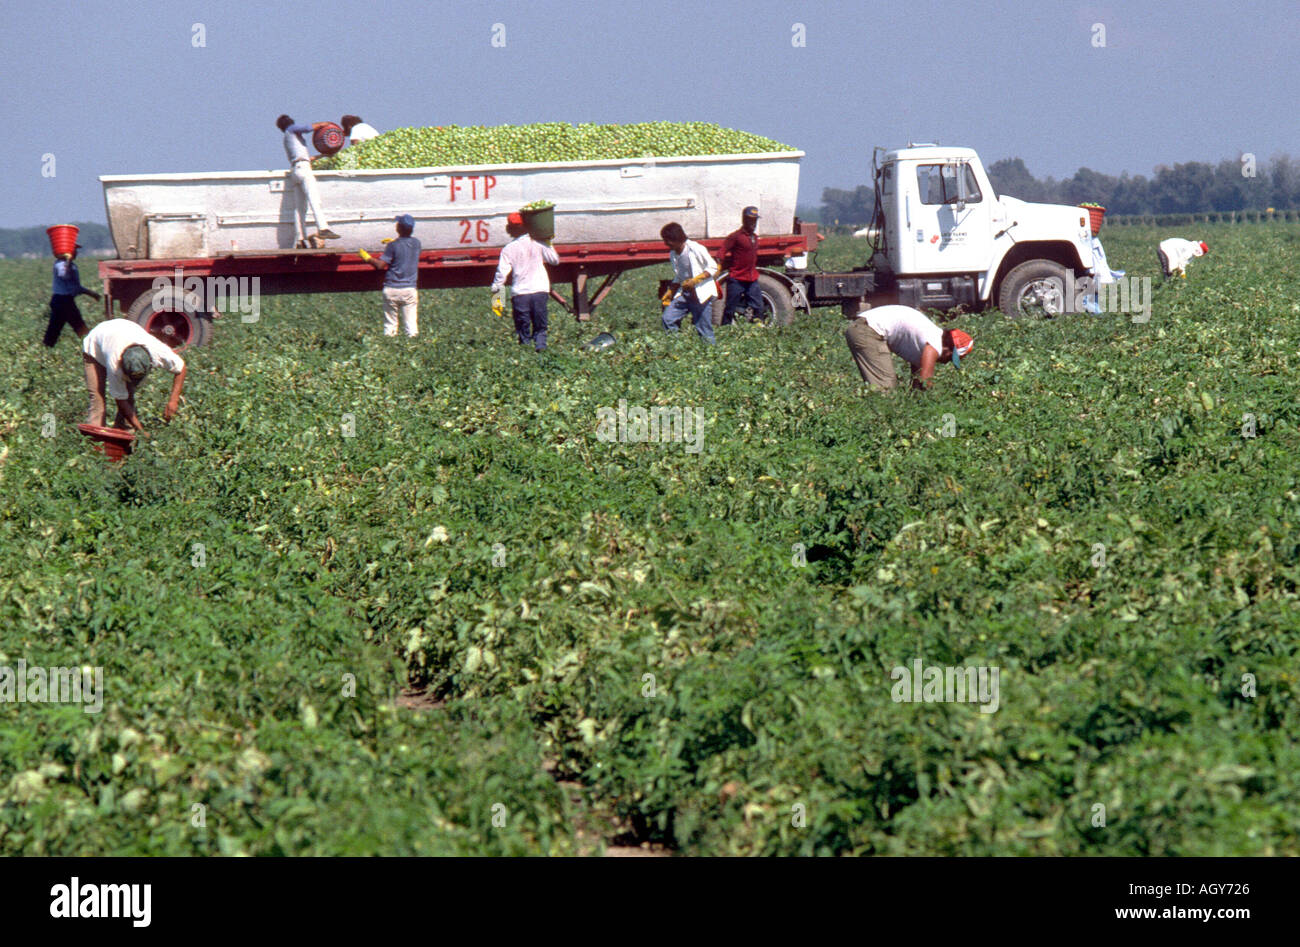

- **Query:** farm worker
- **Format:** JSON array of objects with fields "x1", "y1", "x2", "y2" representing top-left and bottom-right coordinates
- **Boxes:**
[
  {"x1": 659, "y1": 222, "x2": 718, "y2": 345},
  {"x1": 1157, "y1": 237, "x2": 1208, "y2": 278},
  {"x1": 844, "y1": 303, "x2": 972, "y2": 391},
  {"x1": 491, "y1": 213, "x2": 560, "y2": 352},
  {"x1": 82, "y1": 319, "x2": 186, "y2": 433},
  {"x1": 44, "y1": 244, "x2": 100, "y2": 348},
  {"x1": 276, "y1": 114, "x2": 341, "y2": 244},
  {"x1": 718, "y1": 206, "x2": 763, "y2": 325},
  {"x1": 358, "y1": 214, "x2": 422, "y2": 337},
  {"x1": 341, "y1": 115, "x2": 379, "y2": 145}
]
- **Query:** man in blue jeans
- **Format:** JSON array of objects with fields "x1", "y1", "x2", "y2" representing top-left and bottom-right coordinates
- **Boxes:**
[
  {"x1": 491, "y1": 213, "x2": 559, "y2": 351},
  {"x1": 719, "y1": 206, "x2": 763, "y2": 325},
  {"x1": 659, "y1": 222, "x2": 717, "y2": 344}
]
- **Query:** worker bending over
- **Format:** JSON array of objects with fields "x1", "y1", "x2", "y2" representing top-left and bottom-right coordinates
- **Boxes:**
[
  {"x1": 82, "y1": 319, "x2": 186, "y2": 433},
  {"x1": 845, "y1": 303, "x2": 972, "y2": 390},
  {"x1": 1158, "y1": 238, "x2": 1208, "y2": 278}
]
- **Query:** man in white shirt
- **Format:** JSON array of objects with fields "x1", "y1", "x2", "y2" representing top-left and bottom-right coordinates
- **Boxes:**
[
  {"x1": 491, "y1": 213, "x2": 560, "y2": 351},
  {"x1": 844, "y1": 303, "x2": 973, "y2": 390},
  {"x1": 82, "y1": 318, "x2": 187, "y2": 432},
  {"x1": 659, "y1": 222, "x2": 717, "y2": 344},
  {"x1": 341, "y1": 115, "x2": 379, "y2": 145},
  {"x1": 1157, "y1": 237, "x2": 1208, "y2": 278},
  {"x1": 276, "y1": 114, "x2": 340, "y2": 245}
]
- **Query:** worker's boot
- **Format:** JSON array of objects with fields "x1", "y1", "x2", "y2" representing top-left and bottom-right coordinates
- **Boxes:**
[{"x1": 317, "y1": 229, "x2": 341, "y2": 240}]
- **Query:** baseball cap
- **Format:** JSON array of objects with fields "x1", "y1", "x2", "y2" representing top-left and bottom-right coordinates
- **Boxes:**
[
  {"x1": 121, "y1": 345, "x2": 153, "y2": 379},
  {"x1": 742, "y1": 206, "x2": 760, "y2": 218},
  {"x1": 1198, "y1": 241, "x2": 1209, "y2": 254},
  {"x1": 507, "y1": 212, "x2": 524, "y2": 226},
  {"x1": 395, "y1": 214, "x2": 415, "y2": 230},
  {"x1": 948, "y1": 329, "x2": 973, "y2": 369}
]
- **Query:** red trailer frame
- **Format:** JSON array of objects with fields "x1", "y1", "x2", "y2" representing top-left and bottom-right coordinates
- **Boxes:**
[{"x1": 98, "y1": 230, "x2": 816, "y2": 348}]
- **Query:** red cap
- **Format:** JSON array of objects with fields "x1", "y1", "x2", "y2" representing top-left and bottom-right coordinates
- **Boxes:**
[
  {"x1": 507, "y1": 212, "x2": 524, "y2": 226},
  {"x1": 1199, "y1": 241, "x2": 1209, "y2": 254},
  {"x1": 950, "y1": 329, "x2": 974, "y2": 357}
]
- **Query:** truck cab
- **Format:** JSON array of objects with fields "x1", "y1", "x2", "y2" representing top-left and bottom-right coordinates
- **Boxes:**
[{"x1": 871, "y1": 145, "x2": 1096, "y2": 316}]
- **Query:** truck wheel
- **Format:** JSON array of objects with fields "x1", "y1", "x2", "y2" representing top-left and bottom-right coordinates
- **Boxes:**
[
  {"x1": 125, "y1": 286, "x2": 213, "y2": 349},
  {"x1": 755, "y1": 273, "x2": 796, "y2": 326},
  {"x1": 998, "y1": 260, "x2": 1069, "y2": 318}
]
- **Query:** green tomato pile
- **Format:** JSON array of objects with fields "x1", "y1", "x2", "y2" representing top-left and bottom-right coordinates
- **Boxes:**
[{"x1": 317, "y1": 122, "x2": 795, "y2": 170}]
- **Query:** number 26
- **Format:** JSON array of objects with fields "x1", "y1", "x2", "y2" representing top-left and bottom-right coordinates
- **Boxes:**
[{"x1": 459, "y1": 220, "x2": 490, "y2": 244}]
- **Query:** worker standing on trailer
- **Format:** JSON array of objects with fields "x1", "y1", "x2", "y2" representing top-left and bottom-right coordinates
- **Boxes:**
[
  {"x1": 276, "y1": 114, "x2": 340, "y2": 245},
  {"x1": 44, "y1": 244, "x2": 99, "y2": 348},
  {"x1": 659, "y1": 222, "x2": 718, "y2": 344},
  {"x1": 340, "y1": 115, "x2": 380, "y2": 145},
  {"x1": 718, "y1": 206, "x2": 763, "y2": 325},
  {"x1": 82, "y1": 319, "x2": 186, "y2": 432},
  {"x1": 359, "y1": 214, "x2": 422, "y2": 337},
  {"x1": 844, "y1": 303, "x2": 972, "y2": 390},
  {"x1": 491, "y1": 213, "x2": 559, "y2": 352}
]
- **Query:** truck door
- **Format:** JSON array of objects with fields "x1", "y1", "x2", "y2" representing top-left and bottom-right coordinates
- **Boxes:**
[{"x1": 908, "y1": 162, "x2": 992, "y2": 273}]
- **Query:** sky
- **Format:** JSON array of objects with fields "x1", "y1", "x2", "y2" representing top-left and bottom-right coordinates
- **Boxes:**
[{"x1": 2, "y1": 0, "x2": 1297, "y2": 227}]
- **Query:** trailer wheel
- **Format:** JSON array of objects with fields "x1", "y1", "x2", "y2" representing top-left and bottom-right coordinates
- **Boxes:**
[
  {"x1": 755, "y1": 273, "x2": 796, "y2": 326},
  {"x1": 125, "y1": 286, "x2": 213, "y2": 349},
  {"x1": 998, "y1": 260, "x2": 1069, "y2": 319}
]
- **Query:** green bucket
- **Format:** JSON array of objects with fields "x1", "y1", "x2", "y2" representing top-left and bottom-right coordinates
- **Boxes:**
[{"x1": 521, "y1": 206, "x2": 555, "y2": 241}]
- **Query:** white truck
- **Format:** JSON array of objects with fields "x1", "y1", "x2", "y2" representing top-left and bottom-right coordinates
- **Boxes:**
[{"x1": 771, "y1": 144, "x2": 1098, "y2": 321}]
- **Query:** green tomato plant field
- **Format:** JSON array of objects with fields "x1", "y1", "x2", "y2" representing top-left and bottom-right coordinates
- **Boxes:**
[{"x1": 1, "y1": 223, "x2": 1298, "y2": 855}]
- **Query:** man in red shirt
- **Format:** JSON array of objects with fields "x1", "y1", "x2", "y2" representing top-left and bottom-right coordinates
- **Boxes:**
[{"x1": 719, "y1": 206, "x2": 763, "y2": 325}]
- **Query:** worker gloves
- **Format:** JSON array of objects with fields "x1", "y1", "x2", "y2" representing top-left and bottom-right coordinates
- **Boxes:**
[{"x1": 491, "y1": 289, "x2": 505, "y2": 317}]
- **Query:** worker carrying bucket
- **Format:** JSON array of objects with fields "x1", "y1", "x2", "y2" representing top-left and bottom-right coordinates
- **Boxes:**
[
  {"x1": 276, "y1": 114, "x2": 340, "y2": 246},
  {"x1": 43, "y1": 225, "x2": 100, "y2": 348}
]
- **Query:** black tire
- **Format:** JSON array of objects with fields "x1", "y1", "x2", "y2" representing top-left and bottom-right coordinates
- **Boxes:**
[
  {"x1": 997, "y1": 260, "x2": 1070, "y2": 318},
  {"x1": 755, "y1": 273, "x2": 796, "y2": 326},
  {"x1": 125, "y1": 286, "x2": 213, "y2": 349}
]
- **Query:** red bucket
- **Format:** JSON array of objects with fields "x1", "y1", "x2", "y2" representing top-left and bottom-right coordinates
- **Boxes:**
[
  {"x1": 47, "y1": 224, "x2": 79, "y2": 257},
  {"x1": 1080, "y1": 205, "x2": 1105, "y2": 236},
  {"x1": 77, "y1": 423, "x2": 135, "y2": 462},
  {"x1": 313, "y1": 123, "x2": 346, "y2": 156}
]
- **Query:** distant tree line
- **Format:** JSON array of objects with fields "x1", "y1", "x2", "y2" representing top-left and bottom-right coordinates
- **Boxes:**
[
  {"x1": 820, "y1": 153, "x2": 1300, "y2": 226},
  {"x1": 0, "y1": 221, "x2": 112, "y2": 258}
]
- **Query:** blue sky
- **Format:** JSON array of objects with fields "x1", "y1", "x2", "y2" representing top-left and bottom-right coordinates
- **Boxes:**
[{"x1": 2, "y1": 0, "x2": 1297, "y2": 226}]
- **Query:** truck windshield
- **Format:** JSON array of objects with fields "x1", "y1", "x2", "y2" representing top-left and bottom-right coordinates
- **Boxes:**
[{"x1": 916, "y1": 164, "x2": 982, "y2": 205}]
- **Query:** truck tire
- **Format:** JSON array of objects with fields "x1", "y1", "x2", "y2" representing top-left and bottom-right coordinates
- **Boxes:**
[
  {"x1": 998, "y1": 260, "x2": 1070, "y2": 319},
  {"x1": 756, "y1": 273, "x2": 796, "y2": 326},
  {"x1": 125, "y1": 285, "x2": 213, "y2": 349}
]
